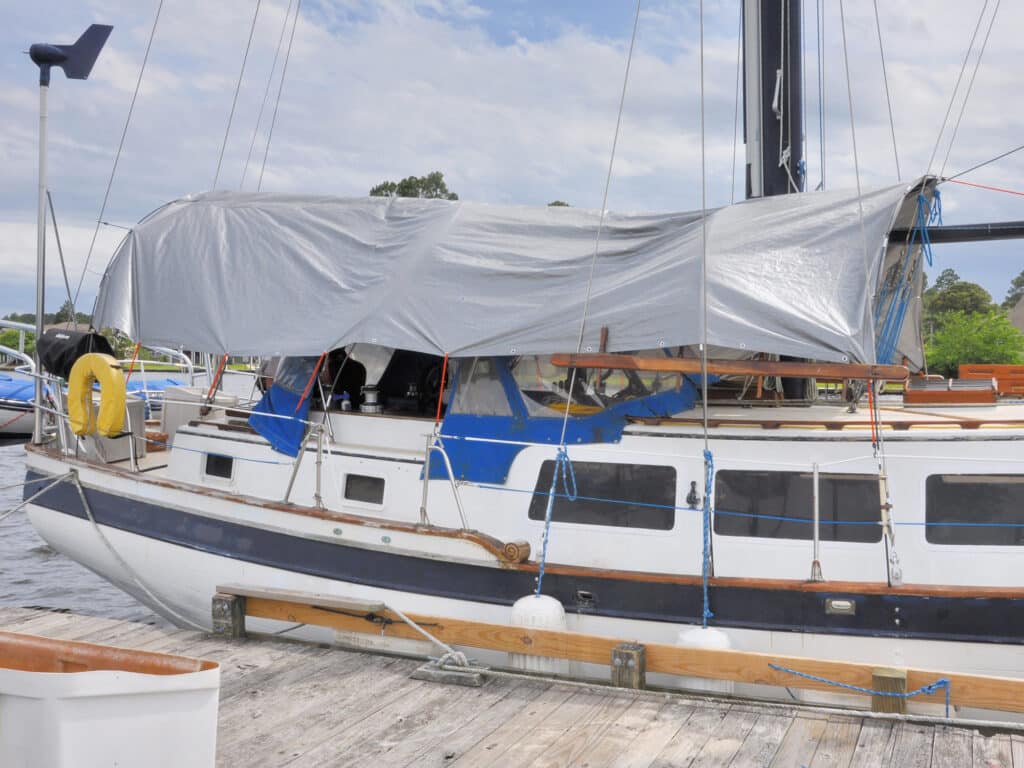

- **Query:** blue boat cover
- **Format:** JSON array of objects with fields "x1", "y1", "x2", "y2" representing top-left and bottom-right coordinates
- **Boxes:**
[{"x1": 248, "y1": 357, "x2": 318, "y2": 456}]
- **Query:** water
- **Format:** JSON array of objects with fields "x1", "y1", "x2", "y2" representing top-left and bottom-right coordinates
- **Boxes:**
[
  {"x1": 0, "y1": 370, "x2": 257, "y2": 623},
  {"x1": 0, "y1": 439, "x2": 160, "y2": 621}
]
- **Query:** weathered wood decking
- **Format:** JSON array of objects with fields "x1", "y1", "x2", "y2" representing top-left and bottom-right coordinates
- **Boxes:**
[{"x1": 1, "y1": 606, "x2": 1021, "y2": 767}]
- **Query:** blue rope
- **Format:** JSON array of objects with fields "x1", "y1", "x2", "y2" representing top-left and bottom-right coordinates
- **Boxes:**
[
  {"x1": 876, "y1": 193, "x2": 938, "y2": 363},
  {"x1": 535, "y1": 447, "x2": 576, "y2": 597},
  {"x1": 701, "y1": 448, "x2": 714, "y2": 626},
  {"x1": 768, "y1": 662, "x2": 951, "y2": 718}
]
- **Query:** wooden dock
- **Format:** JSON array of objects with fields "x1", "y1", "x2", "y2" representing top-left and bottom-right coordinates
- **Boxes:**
[{"x1": 2, "y1": 606, "x2": 1021, "y2": 767}]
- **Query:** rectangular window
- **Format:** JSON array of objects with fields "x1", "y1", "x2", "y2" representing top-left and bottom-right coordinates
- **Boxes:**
[
  {"x1": 527, "y1": 461, "x2": 675, "y2": 530},
  {"x1": 714, "y1": 470, "x2": 881, "y2": 543},
  {"x1": 926, "y1": 475, "x2": 1024, "y2": 546},
  {"x1": 345, "y1": 474, "x2": 385, "y2": 505},
  {"x1": 204, "y1": 453, "x2": 233, "y2": 479}
]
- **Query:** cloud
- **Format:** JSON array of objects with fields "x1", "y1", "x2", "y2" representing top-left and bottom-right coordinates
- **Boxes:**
[{"x1": 2, "y1": 0, "x2": 1022, "y2": 319}]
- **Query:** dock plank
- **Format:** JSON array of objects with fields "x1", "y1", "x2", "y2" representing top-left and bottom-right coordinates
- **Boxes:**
[
  {"x1": 888, "y1": 723, "x2": 935, "y2": 768},
  {"x1": 387, "y1": 677, "x2": 551, "y2": 768},
  {"x1": 574, "y1": 698, "x2": 679, "y2": 768},
  {"x1": 2, "y1": 608, "x2": 1023, "y2": 768},
  {"x1": 526, "y1": 691, "x2": 639, "y2": 768},
  {"x1": 606, "y1": 701, "x2": 694, "y2": 768},
  {"x1": 808, "y1": 716, "x2": 861, "y2": 767},
  {"x1": 651, "y1": 706, "x2": 732, "y2": 767},
  {"x1": 449, "y1": 682, "x2": 576, "y2": 766},
  {"x1": 931, "y1": 725, "x2": 972, "y2": 768},
  {"x1": 770, "y1": 715, "x2": 829, "y2": 768},
  {"x1": 690, "y1": 707, "x2": 760, "y2": 768},
  {"x1": 728, "y1": 712, "x2": 793, "y2": 767},
  {"x1": 848, "y1": 719, "x2": 896, "y2": 767},
  {"x1": 974, "y1": 732, "x2": 1014, "y2": 768}
]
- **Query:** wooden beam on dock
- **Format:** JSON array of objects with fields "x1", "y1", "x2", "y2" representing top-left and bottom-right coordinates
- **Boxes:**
[{"x1": 223, "y1": 588, "x2": 1024, "y2": 716}]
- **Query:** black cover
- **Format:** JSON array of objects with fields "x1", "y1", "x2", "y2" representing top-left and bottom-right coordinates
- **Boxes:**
[{"x1": 36, "y1": 328, "x2": 115, "y2": 380}]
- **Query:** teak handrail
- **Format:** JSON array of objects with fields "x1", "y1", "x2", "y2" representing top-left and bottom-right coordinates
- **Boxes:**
[{"x1": 550, "y1": 353, "x2": 909, "y2": 382}]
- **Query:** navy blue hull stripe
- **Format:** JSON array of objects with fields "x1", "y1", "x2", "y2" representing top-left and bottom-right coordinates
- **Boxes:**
[{"x1": 24, "y1": 470, "x2": 1024, "y2": 645}]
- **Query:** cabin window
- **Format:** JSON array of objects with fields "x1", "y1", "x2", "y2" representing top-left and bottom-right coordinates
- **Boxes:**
[
  {"x1": 204, "y1": 453, "x2": 234, "y2": 479},
  {"x1": 527, "y1": 461, "x2": 675, "y2": 530},
  {"x1": 925, "y1": 475, "x2": 1024, "y2": 546},
  {"x1": 449, "y1": 358, "x2": 513, "y2": 416},
  {"x1": 345, "y1": 474, "x2": 385, "y2": 505},
  {"x1": 714, "y1": 470, "x2": 881, "y2": 543}
]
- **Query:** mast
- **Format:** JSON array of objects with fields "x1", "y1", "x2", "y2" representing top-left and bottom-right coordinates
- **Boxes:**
[{"x1": 743, "y1": 0, "x2": 803, "y2": 199}]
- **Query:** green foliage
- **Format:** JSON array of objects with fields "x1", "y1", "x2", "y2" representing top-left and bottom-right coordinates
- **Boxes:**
[
  {"x1": 922, "y1": 269, "x2": 992, "y2": 334},
  {"x1": 369, "y1": 171, "x2": 458, "y2": 200},
  {"x1": 929, "y1": 281, "x2": 992, "y2": 317},
  {"x1": 0, "y1": 328, "x2": 32, "y2": 356},
  {"x1": 547, "y1": 200, "x2": 570, "y2": 207},
  {"x1": 1002, "y1": 269, "x2": 1024, "y2": 310},
  {"x1": 932, "y1": 268, "x2": 960, "y2": 293},
  {"x1": 926, "y1": 310, "x2": 1024, "y2": 377}
]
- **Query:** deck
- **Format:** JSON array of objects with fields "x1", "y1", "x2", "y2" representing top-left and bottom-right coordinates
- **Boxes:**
[{"x1": 1, "y1": 606, "x2": 1021, "y2": 767}]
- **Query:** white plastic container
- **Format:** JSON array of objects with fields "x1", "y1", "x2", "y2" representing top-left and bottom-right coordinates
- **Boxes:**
[
  {"x1": 0, "y1": 631, "x2": 220, "y2": 768},
  {"x1": 161, "y1": 385, "x2": 239, "y2": 443}
]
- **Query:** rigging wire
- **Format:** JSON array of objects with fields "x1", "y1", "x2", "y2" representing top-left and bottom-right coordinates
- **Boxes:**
[
  {"x1": 815, "y1": 0, "x2": 825, "y2": 190},
  {"x1": 241, "y1": 0, "x2": 294, "y2": 189},
  {"x1": 213, "y1": 0, "x2": 263, "y2": 190},
  {"x1": 944, "y1": 142, "x2": 1024, "y2": 181},
  {"x1": 872, "y1": 0, "x2": 901, "y2": 180},
  {"x1": 925, "y1": 0, "x2": 990, "y2": 176},
  {"x1": 938, "y1": 0, "x2": 1001, "y2": 179},
  {"x1": 73, "y1": 0, "x2": 164, "y2": 308},
  {"x1": 838, "y1": 2, "x2": 867, "y2": 272},
  {"x1": 258, "y1": 0, "x2": 302, "y2": 191},
  {"x1": 45, "y1": 191, "x2": 76, "y2": 326},
  {"x1": 730, "y1": 6, "x2": 742, "y2": 204},
  {"x1": 698, "y1": 0, "x2": 714, "y2": 627},
  {"x1": 556, "y1": 0, "x2": 642, "y2": 448}
]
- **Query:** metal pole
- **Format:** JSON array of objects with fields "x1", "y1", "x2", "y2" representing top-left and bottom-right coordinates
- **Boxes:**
[
  {"x1": 33, "y1": 83, "x2": 49, "y2": 444},
  {"x1": 810, "y1": 462, "x2": 823, "y2": 581}
]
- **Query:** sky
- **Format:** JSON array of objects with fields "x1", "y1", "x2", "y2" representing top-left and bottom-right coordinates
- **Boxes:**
[{"x1": 1, "y1": 0, "x2": 1022, "y2": 319}]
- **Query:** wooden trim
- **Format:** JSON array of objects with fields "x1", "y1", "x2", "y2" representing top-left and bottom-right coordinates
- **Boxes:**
[
  {"x1": 241, "y1": 598, "x2": 1024, "y2": 715},
  {"x1": 27, "y1": 444, "x2": 1024, "y2": 601},
  {"x1": 550, "y1": 353, "x2": 910, "y2": 382}
]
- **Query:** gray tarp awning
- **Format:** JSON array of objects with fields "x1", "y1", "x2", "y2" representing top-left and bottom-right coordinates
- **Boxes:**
[{"x1": 93, "y1": 181, "x2": 926, "y2": 363}]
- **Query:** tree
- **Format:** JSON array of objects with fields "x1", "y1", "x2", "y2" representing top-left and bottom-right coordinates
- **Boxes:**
[
  {"x1": 926, "y1": 309, "x2": 1024, "y2": 377},
  {"x1": 369, "y1": 171, "x2": 458, "y2": 200},
  {"x1": 1002, "y1": 269, "x2": 1024, "y2": 309},
  {"x1": 52, "y1": 299, "x2": 75, "y2": 325},
  {"x1": 547, "y1": 200, "x2": 570, "y2": 207},
  {"x1": 929, "y1": 281, "x2": 993, "y2": 317},
  {"x1": 933, "y1": 268, "x2": 960, "y2": 293}
]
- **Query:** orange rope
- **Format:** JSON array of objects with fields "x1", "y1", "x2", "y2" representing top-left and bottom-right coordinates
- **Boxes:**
[
  {"x1": 124, "y1": 342, "x2": 141, "y2": 385},
  {"x1": 946, "y1": 178, "x2": 1024, "y2": 197},
  {"x1": 294, "y1": 352, "x2": 327, "y2": 414},
  {"x1": 434, "y1": 354, "x2": 449, "y2": 424}
]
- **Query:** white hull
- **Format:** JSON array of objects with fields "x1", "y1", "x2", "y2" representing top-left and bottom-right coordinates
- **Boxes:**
[{"x1": 23, "y1": 456, "x2": 1024, "y2": 722}]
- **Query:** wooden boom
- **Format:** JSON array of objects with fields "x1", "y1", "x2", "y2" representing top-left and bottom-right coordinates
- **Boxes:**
[{"x1": 550, "y1": 353, "x2": 909, "y2": 382}]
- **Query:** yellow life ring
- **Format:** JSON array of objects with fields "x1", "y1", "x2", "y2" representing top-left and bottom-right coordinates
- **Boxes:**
[{"x1": 68, "y1": 353, "x2": 126, "y2": 437}]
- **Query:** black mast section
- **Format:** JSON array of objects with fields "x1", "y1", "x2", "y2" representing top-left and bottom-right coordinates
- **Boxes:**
[{"x1": 743, "y1": 0, "x2": 803, "y2": 199}]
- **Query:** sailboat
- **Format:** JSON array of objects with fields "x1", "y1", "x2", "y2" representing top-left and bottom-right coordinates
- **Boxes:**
[{"x1": 20, "y1": 2, "x2": 1024, "y2": 718}]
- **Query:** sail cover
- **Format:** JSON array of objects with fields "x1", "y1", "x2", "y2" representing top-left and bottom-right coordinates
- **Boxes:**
[{"x1": 93, "y1": 182, "x2": 924, "y2": 363}]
